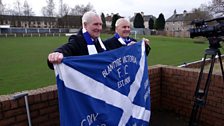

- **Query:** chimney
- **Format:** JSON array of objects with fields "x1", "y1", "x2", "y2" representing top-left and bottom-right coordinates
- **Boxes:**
[
  {"x1": 174, "y1": 9, "x2": 177, "y2": 16},
  {"x1": 183, "y1": 10, "x2": 187, "y2": 16}
]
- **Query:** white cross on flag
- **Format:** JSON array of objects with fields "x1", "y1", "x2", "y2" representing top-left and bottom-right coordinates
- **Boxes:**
[{"x1": 54, "y1": 41, "x2": 151, "y2": 126}]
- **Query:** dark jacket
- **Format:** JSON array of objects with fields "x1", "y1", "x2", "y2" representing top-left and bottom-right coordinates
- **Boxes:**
[
  {"x1": 47, "y1": 29, "x2": 105, "y2": 69},
  {"x1": 104, "y1": 36, "x2": 151, "y2": 55}
]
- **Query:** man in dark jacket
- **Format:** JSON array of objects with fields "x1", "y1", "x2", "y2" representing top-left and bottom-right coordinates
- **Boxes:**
[
  {"x1": 47, "y1": 11, "x2": 106, "y2": 69},
  {"x1": 104, "y1": 18, "x2": 151, "y2": 55}
]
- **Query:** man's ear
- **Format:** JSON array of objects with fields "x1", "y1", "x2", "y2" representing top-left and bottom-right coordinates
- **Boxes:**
[{"x1": 83, "y1": 22, "x2": 87, "y2": 29}]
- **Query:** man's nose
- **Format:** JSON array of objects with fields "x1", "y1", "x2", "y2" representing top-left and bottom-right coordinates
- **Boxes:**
[{"x1": 97, "y1": 25, "x2": 102, "y2": 30}]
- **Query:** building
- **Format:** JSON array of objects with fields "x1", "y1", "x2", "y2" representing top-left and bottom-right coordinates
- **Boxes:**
[
  {"x1": 130, "y1": 12, "x2": 156, "y2": 28},
  {"x1": 0, "y1": 15, "x2": 82, "y2": 35},
  {"x1": 105, "y1": 14, "x2": 112, "y2": 28},
  {"x1": 165, "y1": 10, "x2": 198, "y2": 37},
  {"x1": 0, "y1": 15, "x2": 82, "y2": 28},
  {"x1": 58, "y1": 15, "x2": 82, "y2": 28}
]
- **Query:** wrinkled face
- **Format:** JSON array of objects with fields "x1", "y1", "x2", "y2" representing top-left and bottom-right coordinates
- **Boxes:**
[
  {"x1": 84, "y1": 16, "x2": 102, "y2": 39},
  {"x1": 116, "y1": 20, "x2": 131, "y2": 38}
]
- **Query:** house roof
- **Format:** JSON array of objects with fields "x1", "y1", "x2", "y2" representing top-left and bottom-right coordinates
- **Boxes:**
[
  {"x1": 130, "y1": 15, "x2": 155, "y2": 22},
  {"x1": 166, "y1": 13, "x2": 199, "y2": 22}
]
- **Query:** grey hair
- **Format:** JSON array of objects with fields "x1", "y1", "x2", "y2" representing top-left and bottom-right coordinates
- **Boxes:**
[
  {"x1": 82, "y1": 11, "x2": 99, "y2": 26},
  {"x1": 115, "y1": 18, "x2": 130, "y2": 27}
]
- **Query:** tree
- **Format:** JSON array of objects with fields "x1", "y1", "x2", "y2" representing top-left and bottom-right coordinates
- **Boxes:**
[
  {"x1": 0, "y1": 0, "x2": 5, "y2": 15},
  {"x1": 41, "y1": 7, "x2": 47, "y2": 16},
  {"x1": 155, "y1": 13, "x2": 165, "y2": 30},
  {"x1": 111, "y1": 14, "x2": 121, "y2": 31},
  {"x1": 148, "y1": 18, "x2": 154, "y2": 29},
  {"x1": 70, "y1": 3, "x2": 94, "y2": 15},
  {"x1": 133, "y1": 13, "x2": 145, "y2": 28},
  {"x1": 191, "y1": 8, "x2": 212, "y2": 20},
  {"x1": 59, "y1": 0, "x2": 63, "y2": 17},
  {"x1": 101, "y1": 13, "x2": 106, "y2": 28},
  {"x1": 13, "y1": 0, "x2": 22, "y2": 16},
  {"x1": 208, "y1": 0, "x2": 224, "y2": 16},
  {"x1": 58, "y1": 0, "x2": 70, "y2": 17},
  {"x1": 23, "y1": 0, "x2": 34, "y2": 16},
  {"x1": 41, "y1": 0, "x2": 55, "y2": 17},
  {"x1": 82, "y1": 3, "x2": 94, "y2": 14}
]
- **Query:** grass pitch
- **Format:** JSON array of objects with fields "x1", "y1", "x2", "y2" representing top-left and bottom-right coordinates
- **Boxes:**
[{"x1": 0, "y1": 35, "x2": 210, "y2": 95}]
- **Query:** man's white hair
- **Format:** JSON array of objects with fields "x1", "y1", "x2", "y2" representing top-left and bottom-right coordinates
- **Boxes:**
[
  {"x1": 82, "y1": 11, "x2": 99, "y2": 26},
  {"x1": 115, "y1": 18, "x2": 130, "y2": 27}
]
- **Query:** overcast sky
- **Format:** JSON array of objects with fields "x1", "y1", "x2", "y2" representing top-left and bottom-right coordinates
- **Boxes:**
[{"x1": 3, "y1": 0, "x2": 212, "y2": 19}]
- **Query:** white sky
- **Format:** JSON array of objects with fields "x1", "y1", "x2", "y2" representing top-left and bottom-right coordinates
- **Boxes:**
[{"x1": 2, "y1": 0, "x2": 212, "y2": 19}]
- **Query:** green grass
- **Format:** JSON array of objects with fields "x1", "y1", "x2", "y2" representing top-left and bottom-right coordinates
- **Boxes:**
[
  {"x1": 0, "y1": 35, "x2": 211, "y2": 95},
  {"x1": 0, "y1": 36, "x2": 67, "y2": 95},
  {"x1": 146, "y1": 36, "x2": 208, "y2": 66}
]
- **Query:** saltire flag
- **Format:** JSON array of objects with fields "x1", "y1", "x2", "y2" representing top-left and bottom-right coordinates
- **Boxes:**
[{"x1": 54, "y1": 41, "x2": 151, "y2": 126}]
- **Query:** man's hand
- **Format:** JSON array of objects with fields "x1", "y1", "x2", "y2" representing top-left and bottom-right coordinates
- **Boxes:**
[
  {"x1": 143, "y1": 38, "x2": 150, "y2": 46},
  {"x1": 127, "y1": 41, "x2": 136, "y2": 46},
  {"x1": 48, "y1": 52, "x2": 63, "y2": 64}
]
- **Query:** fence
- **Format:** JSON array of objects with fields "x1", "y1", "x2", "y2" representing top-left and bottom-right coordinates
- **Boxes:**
[{"x1": 0, "y1": 28, "x2": 73, "y2": 37}]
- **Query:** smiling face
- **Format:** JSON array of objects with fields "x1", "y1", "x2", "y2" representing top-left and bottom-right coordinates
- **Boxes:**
[
  {"x1": 115, "y1": 19, "x2": 131, "y2": 38},
  {"x1": 84, "y1": 16, "x2": 102, "y2": 39}
]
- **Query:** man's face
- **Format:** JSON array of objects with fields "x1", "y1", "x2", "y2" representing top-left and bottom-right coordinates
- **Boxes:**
[
  {"x1": 116, "y1": 21, "x2": 131, "y2": 38},
  {"x1": 84, "y1": 16, "x2": 102, "y2": 39}
]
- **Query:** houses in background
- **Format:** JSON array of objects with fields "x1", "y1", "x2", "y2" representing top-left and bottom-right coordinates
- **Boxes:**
[
  {"x1": 129, "y1": 12, "x2": 156, "y2": 29},
  {"x1": 105, "y1": 14, "x2": 112, "y2": 28},
  {"x1": 165, "y1": 10, "x2": 194, "y2": 37},
  {"x1": 0, "y1": 10, "x2": 200, "y2": 37},
  {"x1": 128, "y1": 10, "x2": 198, "y2": 37},
  {"x1": 104, "y1": 12, "x2": 155, "y2": 29}
]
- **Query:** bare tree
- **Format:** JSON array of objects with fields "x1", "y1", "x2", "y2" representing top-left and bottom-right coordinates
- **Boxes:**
[
  {"x1": 62, "y1": 4, "x2": 70, "y2": 16},
  {"x1": 0, "y1": 0, "x2": 5, "y2": 15},
  {"x1": 59, "y1": 0, "x2": 63, "y2": 17},
  {"x1": 70, "y1": 3, "x2": 94, "y2": 15},
  {"x1": 41, "y1": 6, "x2": 47, "y2": 16},
  {"x1": 0, "y1": 0, "x2": 12, "y2": 15},
  {"x1": 13, "y1": 0, "x2": 22, "y2": 15},
  {"x1": 23, "y1": 0, "x2": 34, "y2": 16},
  {"x1": 70, "y1": 5, "x2": 83, "y2": 15},
  {"x1": 58, "y1": 0, "x2": 70, "y2": 17},
  {"x1": 83, "y1": 3, "x2": 94, "y2": 13},
  {"x1": 208, "y1": 0, "x2": 224, "y2": 17},
  {"x1": 42, "y1": 0, "x2": 55, "y2": 17},
  {"x1": 191, "y1": 8, "x2": 212, "y2": 20}
]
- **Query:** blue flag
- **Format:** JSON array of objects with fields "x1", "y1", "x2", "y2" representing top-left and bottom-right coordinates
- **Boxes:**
[{"x1": 54, "y1": 41, "x2": 151, "y2": 126}]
